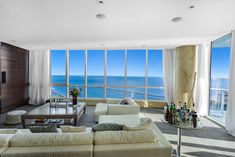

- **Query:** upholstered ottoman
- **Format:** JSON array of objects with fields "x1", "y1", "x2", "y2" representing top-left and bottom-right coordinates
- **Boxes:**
[{"x1": 5, "y1": 110, "x2": 27, "y2": 125}]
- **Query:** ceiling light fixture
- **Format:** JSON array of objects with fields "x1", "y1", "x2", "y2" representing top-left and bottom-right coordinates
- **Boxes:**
[
  {"x1": 96, "y1": 14, "x2": 106, "y2": 19},
  {"x1": 189, "y1": 5, "x2": 195, "y2": 9},
  {"x1": 97, "y1": 0, "x2": 104, "y2": 5},
  {"x1": 171, "y1": 17, "x2": 183, "y2": 22}
]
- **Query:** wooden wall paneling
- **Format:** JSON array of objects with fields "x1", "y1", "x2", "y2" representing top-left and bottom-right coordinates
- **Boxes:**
[{"x1": 0, "y1": 42, "x2": 29, "y2": 113}]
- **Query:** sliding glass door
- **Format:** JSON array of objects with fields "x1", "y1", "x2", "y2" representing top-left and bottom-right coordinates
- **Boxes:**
[{"x1": 209, "y1": 33, "x2": 232, "y2": 124}]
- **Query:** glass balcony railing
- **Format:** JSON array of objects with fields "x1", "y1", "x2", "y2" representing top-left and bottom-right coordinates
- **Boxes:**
[
  {"x1": 209, "y1": 88, "x2": 228, "y2": 124},
  {"x1": 51, "y1": 85, "x2": 165, "y2": 101}
]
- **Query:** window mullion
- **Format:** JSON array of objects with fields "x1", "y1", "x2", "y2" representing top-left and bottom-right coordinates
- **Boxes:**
[
  {"x1": 104, "y1": 49, "x2": 107, "y2": 99},
  {"x1": 124, "y1": 49, "x2": 127, "y2": 97},
  {"x1": 85, "y1": 49, "x2": 88, "y2": 98},
  {"x1": 66, "y1": 49, "x2": 69, "y2": 98},
  {"x1": 145, "y1": 49, "x2": 148, "y2": 100}
]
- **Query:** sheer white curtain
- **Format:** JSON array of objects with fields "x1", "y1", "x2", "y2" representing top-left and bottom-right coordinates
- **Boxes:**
[
  {"x1": 162, "y1": 49, "x2": 175, "y2": 105},
  {"x1": 194, "y1": 43, "x2": 211, "y2": 116},
  {"x1": 226, "y1": 30, "x2": 235, "y2": 137},
  {"x1": 29, "y1": 49, "x2": 50, "y2": 105}
]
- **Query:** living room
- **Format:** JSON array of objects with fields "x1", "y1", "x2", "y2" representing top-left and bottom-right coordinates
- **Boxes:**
[{"x1": 0, "y1": 0, "x2": 235, "y2": 157}]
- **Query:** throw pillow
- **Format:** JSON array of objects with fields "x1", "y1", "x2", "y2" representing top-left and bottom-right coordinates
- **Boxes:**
[
  {"x1": 123, "y1": 118, "x2": 152, "y2": 131},
  {"x1": 118, "y1": 97, "x2": 137, "y2": 105},
  {"x1": 60, "y1": 126, "x2": 86, "y2": 133},
  {"x1": 119, "y1": 99, "x2": 129, "y2": 105},
  {"x1": 92, "y1": 123, "x2": 124, "y2": 131},
  {"x1": 29, "y1": 125, "x2": 58, "y2": 133}
]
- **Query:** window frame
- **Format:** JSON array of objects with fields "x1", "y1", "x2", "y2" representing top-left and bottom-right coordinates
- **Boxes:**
[{"x1": 208, "y1": 33, "x2": 232, "y2": 124}]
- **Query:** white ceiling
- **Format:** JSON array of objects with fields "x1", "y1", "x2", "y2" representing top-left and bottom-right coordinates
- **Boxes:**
[{"x1": 0, "y1": 0, "x2": 235, "y2": 49}]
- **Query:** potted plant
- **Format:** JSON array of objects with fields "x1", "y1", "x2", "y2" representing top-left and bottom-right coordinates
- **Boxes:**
[{"x1": 69, "y1": 86, "x2": 82, "y2": 105}]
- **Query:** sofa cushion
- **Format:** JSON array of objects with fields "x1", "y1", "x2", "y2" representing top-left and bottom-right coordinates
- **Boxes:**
[
  {"x1": 94, "y1": 129, "x2": 157, "y2": 144},
  {"x1": 60, "y1": 126, "x2": 86, "y2": 133},
  {"x1": 94, "y1": 143, "x2": 172, "y2": 157},
  {"x1": 0, "y1": 129, "x2": 18, "y2": 134},
  {"x1": 107, "y1": 104, "x2": 140, "y2": 115},
  {"x1": 0, "y1": 134, "x2": 14, "y2": 147},
  {"x1": 95, "y1": 103, "x2": 108, "y2": 115},
  {"x1": 99, "y1": 115, "x2": 140, "y2": 125},
  {"x1": 2, "y1": 145, "x2": 93, "y2": 157},
  {"x1": 123, "y1": 118, "x2": 152, "y2": 131},
  {"x1": 10, "y1": 132, "x2": 93, "y2": 147},
  {"x1": 29, "y1": 125, "x2": 58, "y2": 133},
  {"x1": 92, "y1": 123, "x2": 123, "y2": 131}
]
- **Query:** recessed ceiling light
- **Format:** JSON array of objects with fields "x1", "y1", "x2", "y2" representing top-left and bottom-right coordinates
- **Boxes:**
[
  {"x1": 189, "y1": 5, "x2": 195, "y2": 9},
  {"x1": 97, "y1": 0, "x2": 104, "y2": 5},
  {"x1": 171, "y1": 17, "x2": 183, "y2": 22},
  {"x1": 96, "y1": 14, "x2": 106, "y2": 19}
]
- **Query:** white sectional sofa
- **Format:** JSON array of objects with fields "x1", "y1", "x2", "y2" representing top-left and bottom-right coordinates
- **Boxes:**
[
  {"x1": 0, "y1": 115, "x2": 172, "y2": 157},
  {"x1": 97, "y1": 115, "x2": 172, "y2": 157},
  {"x1": 95, "y1": 98, "x2": 140, "y2": 122}
]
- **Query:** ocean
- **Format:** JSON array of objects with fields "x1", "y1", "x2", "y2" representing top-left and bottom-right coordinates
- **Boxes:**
[{"x1": 51, "y1": 75, "x2": 165, "y2": 100}]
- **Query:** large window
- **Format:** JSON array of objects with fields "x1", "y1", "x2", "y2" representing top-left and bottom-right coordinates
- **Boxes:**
[
  {"x1": 148, "y1": 50, "x2": 165, "y2": 100},
  {"x1": 69, "y1": 50, "x2": 85, "y2": 97},
  {"x1": 87, "y1": 50, "x2": 104, "y2": 98},
  {"x1": 209, "y1": 33, "x2": 232, "y2": 124},
  {"x1": 107, "y1": 50, "x2": 125, "y2": 99},
  {"x1": 50, "y1": 50, "x2": 66, "y2": 97},
  {"x1": 50, "y1": 49, "x2": 165, "y2": 100}
]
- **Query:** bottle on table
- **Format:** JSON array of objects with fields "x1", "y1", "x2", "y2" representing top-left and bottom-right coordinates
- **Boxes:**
[
  {"x1": 168, "y1": 104, "x2": 173, "y2": 124},
  {"x1": 192, "y1": 112, "x2": 198, "y2": 128},
  {"x1": 164, "y1": 103, "x2": 169, "y2": 121}
]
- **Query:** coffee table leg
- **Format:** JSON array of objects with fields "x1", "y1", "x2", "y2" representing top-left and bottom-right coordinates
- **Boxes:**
[
  {"x1": 21, "y1": 117, "x2": 26, "y2": 128},
  {"x1": 84, "y1": 106, "x2": 86, "y2": 113},
  {"x1": 74, "y1": 117, "x2": 77, "y2": 126}
]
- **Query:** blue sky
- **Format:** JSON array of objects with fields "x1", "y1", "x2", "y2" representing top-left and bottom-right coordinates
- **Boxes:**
[
  {"x1": 51, "y1": 47, "x2": 230, "y2": 79},
  {"x1": 51, "y1": 49, "x2": 163, "y2": 77},
  {"x1": 211, "y1": 47, "x2": 230, "y2": 79},
  {"x1": 211, "y1": 33, "x2": 232, "y2": 79}
]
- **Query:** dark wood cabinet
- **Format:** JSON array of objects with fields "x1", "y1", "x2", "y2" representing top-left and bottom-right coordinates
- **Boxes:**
[{"x1": 0, "y1": 42, "x2": 29, "y2": 113}]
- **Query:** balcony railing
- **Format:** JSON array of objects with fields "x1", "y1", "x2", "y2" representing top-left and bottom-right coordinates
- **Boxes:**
[{"x1": 209, "y1": 88, "x2": 228, "y2": 124}]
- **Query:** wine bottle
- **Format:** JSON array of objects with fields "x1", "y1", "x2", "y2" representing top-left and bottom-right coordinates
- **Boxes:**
[{"x1": 164, "y1": 103, "x2": 169, "y2": 121}]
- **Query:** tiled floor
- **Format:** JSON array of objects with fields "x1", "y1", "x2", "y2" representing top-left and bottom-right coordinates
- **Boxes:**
[{"x1": 1, "y1": 105, "x2": 235, "y2": 157}]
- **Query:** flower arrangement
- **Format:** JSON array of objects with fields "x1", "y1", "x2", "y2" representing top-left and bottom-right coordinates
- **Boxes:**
[
  {"x1": 69, "y1": 86, "x2": 82, "y2": 97},
  {"x1": 69, "y1": 87, "x2": 82, "y2": 105}
]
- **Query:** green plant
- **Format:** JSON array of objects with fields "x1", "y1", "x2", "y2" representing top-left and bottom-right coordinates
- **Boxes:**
[{"x1": 69, "y1": 87, "x2": 82, "y2": 97}]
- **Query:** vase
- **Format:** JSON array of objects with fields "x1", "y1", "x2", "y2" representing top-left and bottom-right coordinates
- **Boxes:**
[{"x1": 72, "y1": 97, "x2": 77, "y2": 105}]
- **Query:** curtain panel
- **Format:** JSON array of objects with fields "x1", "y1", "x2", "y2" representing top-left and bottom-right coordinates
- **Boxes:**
[
  {"x1": 162, "y1": 49, "x2": 175, "y2": 105},
  {"x1": 29, "y1": 49, "x2": 50, "y2": 105},
  {"x1": 194, "y1": 43, "x2": 211, "y2": 116}
]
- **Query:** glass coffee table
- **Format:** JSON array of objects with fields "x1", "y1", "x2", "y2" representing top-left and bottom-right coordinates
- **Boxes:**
[{"x1": 21, "y1": 102, "x2": 86, "y2": 128}]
